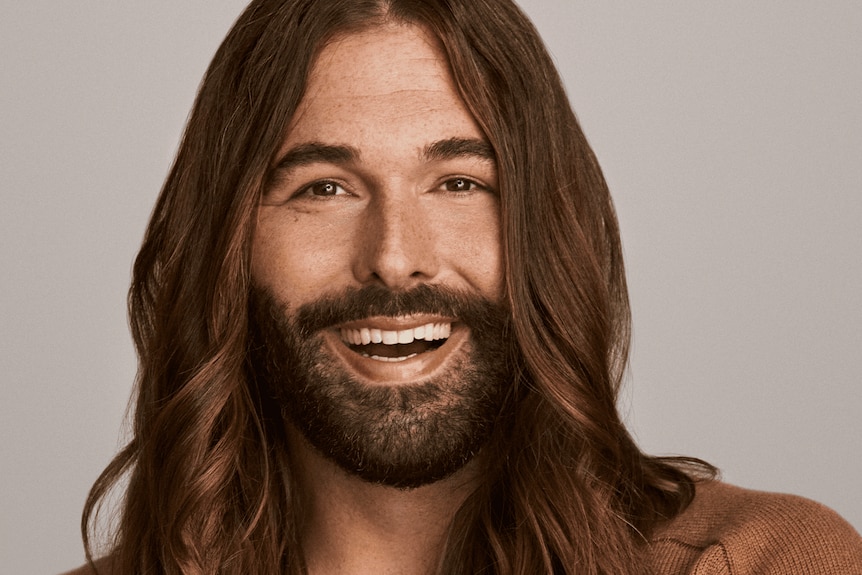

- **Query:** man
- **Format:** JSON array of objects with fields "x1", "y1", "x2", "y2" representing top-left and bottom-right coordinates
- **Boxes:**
[{"x1": 71, "y1": 1, "x2": 862, "y2": 574}]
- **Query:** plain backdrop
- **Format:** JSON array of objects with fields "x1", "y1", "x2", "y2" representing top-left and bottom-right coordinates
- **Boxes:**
[{"x1": 2, "y1": 2, "x2": 860, "y2": 573}]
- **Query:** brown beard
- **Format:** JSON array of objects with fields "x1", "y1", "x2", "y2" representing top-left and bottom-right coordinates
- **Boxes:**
[{"x1": 248, "y1": 283, "x2": 513, "y2": 488}]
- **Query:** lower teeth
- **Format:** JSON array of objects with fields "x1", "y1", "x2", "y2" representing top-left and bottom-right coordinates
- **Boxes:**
[{"x1": 362, "y1": 352, "x2": 419, "y2": 363}]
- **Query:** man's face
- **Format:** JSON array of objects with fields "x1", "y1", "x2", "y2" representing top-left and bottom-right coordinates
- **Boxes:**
[{"x1": 250, "y1": 24, "x2": 508, "y2": 487}]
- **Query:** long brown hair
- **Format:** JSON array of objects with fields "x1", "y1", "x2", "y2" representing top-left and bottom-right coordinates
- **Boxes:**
[{"x1": 83, "y1": 1, "x2": 713, "y2": 573}]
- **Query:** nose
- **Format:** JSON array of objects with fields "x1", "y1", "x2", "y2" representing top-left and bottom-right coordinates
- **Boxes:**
[{"x1": 353, "y1": 193, "x2": 439, "y2": 289}]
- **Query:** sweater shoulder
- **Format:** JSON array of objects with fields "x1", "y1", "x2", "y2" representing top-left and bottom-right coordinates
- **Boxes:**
[{"x1": 649, "y1": 480, "x2": 862, "y2": 574}]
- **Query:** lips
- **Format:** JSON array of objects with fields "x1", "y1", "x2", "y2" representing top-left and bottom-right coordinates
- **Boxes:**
[{"x1": 324, "y1": 316, "x2": 464, "y2": 382}]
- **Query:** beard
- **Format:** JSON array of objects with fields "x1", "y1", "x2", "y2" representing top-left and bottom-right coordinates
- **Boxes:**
[{"x1": 248, "y1": 283, "x2": 512, "y2": 489}]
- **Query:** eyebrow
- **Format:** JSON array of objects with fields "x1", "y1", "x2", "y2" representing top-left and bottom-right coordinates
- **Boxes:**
[
  {"x1": 273, "y1": 142, "x2": 360, "y2": 172},
  {"x1": 422, "y1": 137, "x2": 495, "y2": 163},
  {"x1": 272, "y1": 137, "x2": 495, "y2": 173}
]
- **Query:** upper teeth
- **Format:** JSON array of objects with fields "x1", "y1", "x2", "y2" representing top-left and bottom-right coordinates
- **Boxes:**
[{"x1": 340, "y1": 322, "x2": 452, "y2": 346}]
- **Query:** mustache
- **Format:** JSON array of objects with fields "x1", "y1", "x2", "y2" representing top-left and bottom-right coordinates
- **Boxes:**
[{"x1": 287, "y1": 284, "x2": 509, "y2": 338}]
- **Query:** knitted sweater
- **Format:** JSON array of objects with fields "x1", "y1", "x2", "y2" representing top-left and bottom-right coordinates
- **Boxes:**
[{"x1": 650, "y1": 481, "x2": 862, "y2": 574}]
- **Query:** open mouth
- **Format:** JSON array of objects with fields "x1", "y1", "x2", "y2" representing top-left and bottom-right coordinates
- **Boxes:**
[{"x1": 339, "y1": 322, "x2": 452, "y2": 362}]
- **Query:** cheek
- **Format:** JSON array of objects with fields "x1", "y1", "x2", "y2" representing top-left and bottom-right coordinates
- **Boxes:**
[
  {"x1": 251, "y1": 212, "x2": 356, "y2": 303},
  {"x1": 446, "y1": 207, "x2": 503, "y2": 299}
]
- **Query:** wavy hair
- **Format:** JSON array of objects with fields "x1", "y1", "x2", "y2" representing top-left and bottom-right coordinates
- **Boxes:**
[{"x1": 83, "y1": 1, "x2": 714, "y2": 573}]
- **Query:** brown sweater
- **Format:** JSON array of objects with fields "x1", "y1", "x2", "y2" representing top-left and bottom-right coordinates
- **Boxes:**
[{"x1": 650, "y1": 481, "x2": 862, "y2": 574}]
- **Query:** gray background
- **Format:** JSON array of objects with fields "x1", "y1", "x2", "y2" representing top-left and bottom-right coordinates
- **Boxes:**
[{"x1": 2, "y1": 2, "x2": 859, "y2": 573}]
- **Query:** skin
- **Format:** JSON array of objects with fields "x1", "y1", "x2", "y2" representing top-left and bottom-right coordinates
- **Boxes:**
[{"x1": 252, "y1": 23, "x2": 503, "y2": 575}]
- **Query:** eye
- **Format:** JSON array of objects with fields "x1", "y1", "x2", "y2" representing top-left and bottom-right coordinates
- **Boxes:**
[
  {"x1": 297, "y1": 180, "x2": 348, "y2": 198},
  {"x1": 442, "y1": 177, "x2": 482, "y2": 192}
]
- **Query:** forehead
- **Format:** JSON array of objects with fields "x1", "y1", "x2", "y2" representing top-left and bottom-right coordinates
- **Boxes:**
[
  {"x1": 309, "y1": 24, "x2": 450, "y2": 97},
  {"x1": 282, "y1": 23, "x2": 483, "y2": 149}
]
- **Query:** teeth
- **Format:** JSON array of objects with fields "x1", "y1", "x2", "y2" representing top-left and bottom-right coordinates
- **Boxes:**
[
  {"x1": 340, "y1": 322, "x2": 452, "y2": 347},
  {"x1": 361, "y1": 352, "x2": 419, "y2": 362}
]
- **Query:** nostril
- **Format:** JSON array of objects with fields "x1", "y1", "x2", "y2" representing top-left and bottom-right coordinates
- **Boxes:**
[{"x1": 357, "y1": 239, "x2": 439, "y2": 288}]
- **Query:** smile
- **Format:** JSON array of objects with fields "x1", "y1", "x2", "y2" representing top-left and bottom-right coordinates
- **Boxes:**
[
  {"x1": 339, "y1": 322, "x2": 452, "y2": 362},
  {"x1": 323, "y1": 316, "x2": 465, "y2": 384}
]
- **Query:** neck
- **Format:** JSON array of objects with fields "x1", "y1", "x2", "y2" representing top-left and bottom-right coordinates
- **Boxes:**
[{"x1": 286, "y1": 426, "x2": 482, "y2": 575}]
